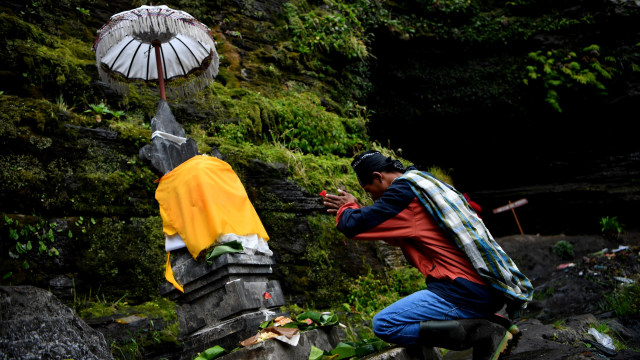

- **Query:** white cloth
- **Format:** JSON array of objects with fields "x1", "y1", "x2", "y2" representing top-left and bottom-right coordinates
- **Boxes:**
[
  {"x1": 152, "y1": 130, "x2": 187, "y2": 145},
  {"x1": 164, "y1": 232, "x2": 272, "y2": 256}
]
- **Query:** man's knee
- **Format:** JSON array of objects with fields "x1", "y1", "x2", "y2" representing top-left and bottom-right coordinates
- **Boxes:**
[{"x1": 372, "y1": 312, "x2": 395, "y2": 339}]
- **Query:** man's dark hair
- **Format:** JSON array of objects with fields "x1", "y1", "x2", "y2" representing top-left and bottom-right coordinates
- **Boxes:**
[{"x1": 351, "y1": 150, "x2": 405, "y2": 186}]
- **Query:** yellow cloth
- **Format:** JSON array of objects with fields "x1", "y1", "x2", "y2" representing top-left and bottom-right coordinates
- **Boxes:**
[
  {"x1": 156, "y1": 155, "x2": 269, "y2": 291},
  {"x1": 165, "y1": 252, "x2": 184, "y2": 292}
]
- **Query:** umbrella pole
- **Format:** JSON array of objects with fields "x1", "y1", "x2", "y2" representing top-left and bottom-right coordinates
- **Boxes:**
[{"x1": 152, "y1": 40, "x2": 167, "y2": 100}]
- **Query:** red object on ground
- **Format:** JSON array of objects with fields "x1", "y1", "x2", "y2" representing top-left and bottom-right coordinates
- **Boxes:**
[{"x1": 319, "y1": 190, "x2": 327, "y2": 198}]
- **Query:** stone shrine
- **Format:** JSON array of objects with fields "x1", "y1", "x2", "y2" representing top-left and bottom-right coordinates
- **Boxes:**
[{"x1": 139, "y1": 100, "x2": 339, "y2": 359}]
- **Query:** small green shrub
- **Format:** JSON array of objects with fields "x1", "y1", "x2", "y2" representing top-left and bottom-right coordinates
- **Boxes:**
[
  {"x1": 600, "y1": 216, "x2": 624, "y2": 240},
  {"x1": 553, "y1": 240, "x2": 574, "y2": 260},
  {"x1": 603, "y1": 282, "x2": 640, "y2": 317},
  {"x1": 523, "y1": 44, "x2": 618, "y2": 112}
]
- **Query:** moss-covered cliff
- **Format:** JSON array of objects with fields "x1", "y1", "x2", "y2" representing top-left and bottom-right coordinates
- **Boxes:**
[{"x1": 0, "y1": 0, "x2": 639, "y2": 357}]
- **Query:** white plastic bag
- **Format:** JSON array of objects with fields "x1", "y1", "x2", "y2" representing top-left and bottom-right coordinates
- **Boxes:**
[{"x1": 588, "y1": 328, "x2": 615, "y2": 351}]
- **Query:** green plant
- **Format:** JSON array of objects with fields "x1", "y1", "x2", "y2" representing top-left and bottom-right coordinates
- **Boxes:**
[
  {"x1": 4, "y1": 215, "x2": 60, "y2": 275},
  {"x1": 76, "y1": 7, "x2": 90, "y2": 17},
  {"x1": 553, "y1": 240, "x2": 574, "y2": 260},
  {"x1": 552, "y1": 319, "x2": 567, "y2": 330},
  {"x1": 55, "y1": 94, "x2": 74, "y2": 113},
  {"x1": 600, "y1": 216, "x2": 624, "y2": 240},
  {"x1": 346, "y1": 267, "x2": 426, "y2": 322},
  {"x1": 109, "y1": 109, "x2": 126, "y2": 120},
  {"x1": 85, "y1": 102, "x2": 110, "y2": 115},
  {"x1": 523, "y1": 44, "x2": 618, "y2": 112},
  {"x1": 84, "y1": 102, "x2": 127, "y2": 122},
  {"x1": 284, "y1": 2, "x2": 369, "y2": 60},
  {"x1": 603, "y1": 282, "x2": 640, "y2": 317}
]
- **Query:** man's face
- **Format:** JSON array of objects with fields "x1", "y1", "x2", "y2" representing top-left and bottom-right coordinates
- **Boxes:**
[{"x1": 362, "y1": 172, "x2": 387, "y2": 200}]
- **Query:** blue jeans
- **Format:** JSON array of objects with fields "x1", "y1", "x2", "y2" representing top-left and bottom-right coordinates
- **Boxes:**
[{"x1": 372, "y1": 289, "x2": 490, "y2": 346}]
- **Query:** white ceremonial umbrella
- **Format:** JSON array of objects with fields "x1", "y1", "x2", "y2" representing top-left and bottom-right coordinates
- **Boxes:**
[{"x1": 93, "y1": 5, "x2": 219, "y2": 100}]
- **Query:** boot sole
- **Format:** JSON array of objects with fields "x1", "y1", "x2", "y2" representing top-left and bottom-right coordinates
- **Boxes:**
[{"x1": 494, "y1": 326, "x2": 522, "y2": 360}]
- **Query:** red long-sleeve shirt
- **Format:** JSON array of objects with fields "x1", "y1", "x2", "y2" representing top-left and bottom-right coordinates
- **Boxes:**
[{"x1": 336, "y1": 178, "x2": 501, "y2": 312}]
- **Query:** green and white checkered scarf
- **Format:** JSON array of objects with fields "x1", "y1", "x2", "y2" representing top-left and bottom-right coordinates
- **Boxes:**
[{"x1": 399, "y1": 170, "x2": 534, "y2": 312}]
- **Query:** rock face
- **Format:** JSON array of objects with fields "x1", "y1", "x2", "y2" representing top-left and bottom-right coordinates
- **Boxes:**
[
  {"x1": 0, "y1": 285, "x2": 114, "y2": 360},
  {"x1": 139, "y1": 100, "x2": 198, "y2": 174}
]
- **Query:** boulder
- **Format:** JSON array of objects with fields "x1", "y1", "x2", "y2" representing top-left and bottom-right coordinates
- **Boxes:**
[{"x1": 0, "y1": 285, "x2": 114, "y2": 360}]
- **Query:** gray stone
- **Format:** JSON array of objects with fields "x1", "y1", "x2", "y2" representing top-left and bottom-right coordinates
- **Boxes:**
[
  {"x1": 160, "y1": 251, "x2": 277, "y2": 299},
  {"x1": 176, "y1": 279, "x2": 285, "y2": 335},
  {"x1": 159, "y1": 250, "x2": 286, "y2": 342},
  {"x1": 180, "y1": 310, "x2": 288, "y2": 360},
  {"x1": 207, "y1": 326, "x2": 344, "y2": 360},
  {"x1": 139, "y1": 100, "x2": 198, "y2": 174},
  {"x1": 0, "y1": 285, "x2": 114, "y2": 360},
  {"x1": 361, "y1": 346, "x2": 442, "y2": 360}
]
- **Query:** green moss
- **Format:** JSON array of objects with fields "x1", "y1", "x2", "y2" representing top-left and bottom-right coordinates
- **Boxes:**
[
  {"x1": 0, "y1": 154, "x2": 46, "y2": 193},
  {"x1": 201, "y1": 82, "x2": 368, "y2": 156},
  {"x1": 77, "y1": 295, "x2": 182, "y2": 358},
  {"x1": 76, "y1": 216, "x2": 165, "y2": 302},
  {"x1": 302, "y1": 214, "x2": 352, "y2": 307},
  {"x1": 108, "y1": 118, "x2": 152, "y2": 148},
  {"x1": 0, "y1": 96, "x2": 61, "y2": 134},
  {"x1": 0, "y1": 13, "x2": 94, "y2": 99}
]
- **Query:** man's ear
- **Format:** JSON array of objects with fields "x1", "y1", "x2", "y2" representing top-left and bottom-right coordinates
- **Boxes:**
[{"x1": 372, "y1": 172, "x2": 382, "y2": 182}]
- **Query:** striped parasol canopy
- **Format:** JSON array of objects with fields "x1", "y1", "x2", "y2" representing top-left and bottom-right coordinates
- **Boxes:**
[{"x1": 93, "y1": 5, "x2": 219, "y2": 99}]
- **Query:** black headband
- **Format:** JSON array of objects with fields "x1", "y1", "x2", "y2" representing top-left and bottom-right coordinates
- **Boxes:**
[{"x1": 352, "y1": 150, "x2": 403, "y2": 186}]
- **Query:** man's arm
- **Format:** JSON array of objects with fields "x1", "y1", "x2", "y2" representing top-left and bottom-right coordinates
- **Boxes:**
[
  {"x1": 327, "y1": 181, "x2": 416, "y2": 239},
  {"x1": 323, "y1": 189, "x2": 360, "y2": 214}
]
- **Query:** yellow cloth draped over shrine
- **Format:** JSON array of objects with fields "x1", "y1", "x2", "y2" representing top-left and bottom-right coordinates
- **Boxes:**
[{"x1": 156, "y1": 155, "x2": 269, "y2": 292}]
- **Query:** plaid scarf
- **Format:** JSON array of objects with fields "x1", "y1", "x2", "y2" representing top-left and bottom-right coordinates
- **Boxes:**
[{"x1": 399, "y1": 170, "x2": 534, "y2": 313}]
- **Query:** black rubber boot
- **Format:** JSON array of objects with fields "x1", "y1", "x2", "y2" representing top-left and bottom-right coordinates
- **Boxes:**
[{"x1": 419, "y1": 319, "x2": 517, "y2": 360}]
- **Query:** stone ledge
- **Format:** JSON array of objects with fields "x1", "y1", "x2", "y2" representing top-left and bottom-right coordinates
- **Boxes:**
[{"x1": 213, "y1": 326, "x2": 345, "y2": 360}]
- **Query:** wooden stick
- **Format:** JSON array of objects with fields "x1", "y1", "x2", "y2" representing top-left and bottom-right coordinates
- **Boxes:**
[
  {"x1": 509, "y1": 200, "x2": 524, "y2": 235},
  {"x1": 153, "y1": 41, "x2": 166, "y2": 100}
]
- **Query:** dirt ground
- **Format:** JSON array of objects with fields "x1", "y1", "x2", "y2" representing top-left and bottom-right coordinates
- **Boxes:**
[{"x1": 444, "y1": 231, "x2": 640, "y2": 359}]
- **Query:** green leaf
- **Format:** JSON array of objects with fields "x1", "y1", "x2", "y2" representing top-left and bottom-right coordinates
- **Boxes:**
[
  {"x1": 2, "y1": 272, "x2": 12, "y2": 280},
  {"x1": 355, "y1": 344, "x2": 376, "y2": 358},
  {"x1": 22, "y1": 261, "x2": 29, "y2": 269},
  {"x1": 320, "y1": 313, "x2": 338, "y2": 325},
  {"x1": 259, "y1": 320, "x2": 274, "y2": 329},
  {"x1": 26, "y1": 241, "x2": 32, "y2": 251},
  {"x1": 297, "y1": 311, "x2": 323, "y2": 323},
  {"x1": 201, "y1": 345, "x2": 226, "y2": 359},
  {"x1": 330, "y1": 342, "x2": 356, "y2": 359},
  {"x1": 68, "y1": 230, "x2": 73, "y2": 238},
  {"x1": 309, "y1": 346, "x2": 325, "y2": 360},
  {"x1": 206, "y1": 241, "x2": 243, "y2": 260}
]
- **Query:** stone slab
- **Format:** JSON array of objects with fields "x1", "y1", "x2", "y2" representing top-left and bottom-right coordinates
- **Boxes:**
[
  {"x1": 179, "y1": 310, "x2": 289, "y2": 360},
  {"x1": 177, "y1": 279, "x2": 285, "y2": 335},
  {"x1": 160, "y1": 251, "x2": 276, "y2": 298},
  {"x1": 205, "y1": 326, "x2": 345, "y2": 360}
]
